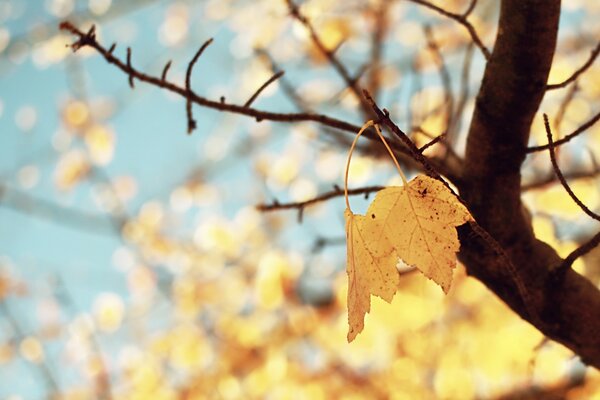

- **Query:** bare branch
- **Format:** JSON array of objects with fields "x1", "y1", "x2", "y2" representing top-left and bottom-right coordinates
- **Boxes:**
[
  {"x1": 406, "y1": 0, "x2": 491, "y2": 59},
  {"x1": 544, "y1": 113, "x2": 600, "y2": 222},
  {"x1": 126, "y1": 47, "x2": 134, "y2": 88},
  {"x1": 161, "y1": 60, "x2": 172, "y2": 81},
  {"x1": 59, "y1": 22, "x2": 466, "y2": 179},
  {"x1": 527, "y1": 110, "x2": 600, "y2": 153},
  {"x1": 186, "y1": 38, "x2": 214, "y2": 134},
  {"x1": 256, "y1": 49, "x2": 312, "y2": 111},
  {"x1": 522, "y1": 167, "x2": 600, "y2": 191},
  {"x1": 418, "y1": 132, "x2": 446, "y2": 153},
  {"x1": 560, "y1": 230, "x2": 600, "y2": 271},
  {"x1": 462, "y1": 0, "x2": 478, "y2": 17},
  {"x1": 0, "y1": 183, "x2": 123, "y2": 236},
  {"x1": 257, "y1": 185, "x2": 385, "y2": 212},
  {"x1": 244, "y1": 70, "x2": 285, "y2": 108},
  {"x1": 285, "y1": 0, "x2": 372, "y2": 114},
  {"x1": 546, "y1": 40, "x2": 600, "y2": 90},
  {"x1": 366, "y1": 91, "x2": 537, "y2": 323}
]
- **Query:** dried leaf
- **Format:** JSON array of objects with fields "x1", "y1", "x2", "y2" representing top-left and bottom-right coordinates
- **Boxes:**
[
  {"x1": 365, "y1": 175, "x2": 471, "y2": 292},
  {"x1": 345, "y1": 208, "x2": 400, "y2": 342},
  {"x1": 346, "y1": 175, "x2": 471, "y2": 341}
]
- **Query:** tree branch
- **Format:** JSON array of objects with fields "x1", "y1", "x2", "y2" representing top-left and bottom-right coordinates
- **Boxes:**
[
  {"x1": 460, "y1": 0, "x2": 600, "y2": 368},
  {"x1": 546, "y1": 40, "x2": 600, "y2": 90},
  {"x1": 527, "y1": 109, "x2": 600, "y2": 153},
  {"x1": 544, "y1": 113, "x2": 600, "y2": 222},
  {"x1": 257, "y1": 185, "x2": 385, "y2": 213},
  {"x1": 406, "y1": 0, "x2": 491, "y2": 59}
]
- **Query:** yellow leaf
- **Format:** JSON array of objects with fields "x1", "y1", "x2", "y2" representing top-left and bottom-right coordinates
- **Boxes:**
[
  {"x1": 364, "y1": 175, "x2": 471, "y2": 293},
  {"x1": 345, "y1": 208, "x2": 400, "y2": 342},
  {"x1": 346, "y1": 175, "x2": 471, "y2": 341}
]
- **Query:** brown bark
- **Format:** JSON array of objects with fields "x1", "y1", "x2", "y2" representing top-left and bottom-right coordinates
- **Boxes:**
[{"x1": 459, "y1": 0, "x2": 600, "y2": 368}]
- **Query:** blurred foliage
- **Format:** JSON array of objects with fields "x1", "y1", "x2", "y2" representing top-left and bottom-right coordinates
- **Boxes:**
[{"x1": 1, "y1": 0, "x2": 600, "y2": 399}]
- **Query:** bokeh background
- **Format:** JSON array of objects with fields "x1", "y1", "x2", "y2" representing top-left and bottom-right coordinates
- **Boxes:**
[{"x1": 1, "y1": 0, "x2": 600, "y2": 398}]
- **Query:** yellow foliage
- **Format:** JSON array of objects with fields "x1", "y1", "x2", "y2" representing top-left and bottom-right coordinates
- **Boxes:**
[{"x1": 346, "y1": 175, "x2": 471, "y2": 341}]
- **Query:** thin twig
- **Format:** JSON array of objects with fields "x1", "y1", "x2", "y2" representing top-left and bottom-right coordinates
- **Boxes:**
[
  {"x1": 406, "y1": 0, "x2": 491, "y2": 59},
  {"x1": 462, "y1": 0, "x2": 478, "y2": 17},
  {"x1": 553, "y1": 82, "x2": 578, "y2": 133},
  {"x1": 418, "y1": 133, "x2": 446, "y2": 153},
  {"x1": 546, "y1": 41, "x2": 600, "y2": 90},
  {"x1": 256, "y1": 49, "x2": 312, "y2": 112},
  {"x1": 559, "y1": 230, "x2": 600, "y2": 271},
  {"x1": 527, "y1": 110, "x2": 600, "y2": 152},
  {"x1": 285, "y1": 0, "x2": 372, "y2": 115},
  {"x1": 0, "y1": 183, "x2": 123, "y2": 236},
  {"x1": 244, "y1": 70, "x2": 285, "y2": 108},
  {"x1": 59, "y1": 22, "x2": 364, "y2": 138},
  {"x1": 365, "y1": 91, "x2": 537, "y2": 323},
  {"x1": 126, "y1": 47, "x2": 134, "y2": 88},
  {"x1": 522, "y1": 167, "x2": 600, "y2": 191},
  {"x1": 161, "y1": 60, "x2": 172, "y2": 81},
  {"x1": 543, "y1": 113, "x2": 600, "y2": 221},
  {"x1": 257, "y1": 185, "x2": 385, "y2": 212},
  {"x1": 186, "y1": 38, "x2": 214, "y2": 134}
]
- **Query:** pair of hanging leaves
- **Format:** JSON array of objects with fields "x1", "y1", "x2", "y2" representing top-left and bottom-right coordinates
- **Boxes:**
[{"x1": 344, "y1": 123, "x2": 472, "y2": 342}]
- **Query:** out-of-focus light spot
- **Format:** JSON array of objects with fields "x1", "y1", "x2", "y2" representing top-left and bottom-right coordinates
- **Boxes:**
[
  {"x1": 15, "y1": 105, "x2": 37, "y2": 132},
  {"x1": 0, "y1": 27, "x2": 9, "y2": 53},
  {"x1": 113, "y1": 175, "x2": 137, "y2": 203},
  {"x1": 168, "y1": 324, "x2": 211, "y2": 371},
  {"x1": 93, "y1": 292, "x2": 125, "y2": 333},
  {"x1": 52, "y1": 128, "x2": 72, "y2": 151},
  {"x1": 159, "y1": 3, "x2": 189, "y2": 47},
  {"x1": 37, "y1": 298, "x2": 61, "y2": 330},
  {"x1": 63, "y1": 100, "x2": 89, "y2": 129},
  {"x1": 194, "y1": 219, "x2": 239, "y2": 258},
  {"x1": 256, "y1": 251, "x2": 289, "y2": 309},
  {"x1": 89, "y1": 0, "x2": 111, "y2": 15},
  {"x1": 218, "y1": 376, "x2": 242, "y2": 400},
  {"x1": 204, "y1": 133, "x2": 231, "y2": 161},
  {"x1": 112, "y1": 247, "x2": 135, "y2": 272},
  {"x1": 347, "y1": 155, "x2": 373, "y2": 186},
  {"x1": 289, "y1": 177, "x2": 317, "y2": 202},
  {"x1": 315, "y1": 151, "x2": 342, "y2": 181},
  {"x1": 54, "y1": 149, "x2": 90, "y2": 190},
  {"x1": 69, "y1": 313, "x2": 95, "y2": 339},
  {"x1": 127, "y1": 265, "x2": 155, "y2": 299},
  {"x1": 19, "y1": 336, "x2": 45, "y2": 363},
  {"x1": 139, "y1": 201, "x2": 163, "y2": 228},
  {"x1": 298, "y1": 79, "x2": 336, "y2": 103},
  {"x1": 192, "y1": 184, "x2": 219, "y2": 206},
  {"x1": 17, "y1": 165, "x2": 40, "y2": 189},
  {"x1": 32, "y1": 34, "x2": 71, "y2": 69},
  {"x1": 0, "y1": 343, "x2": 13, "y2": 364},
  {"x1": 170, "y1": 186, "x2": 193, "y2": 212},
  {"x1": 85, "y1": 124, "x2": 115, "y2": 165},
  {"x1": 269, "y1": 156, "x2": 299, "y2": 186},
  {"x1": 205, "y1": 0, "x2": 230, "y2": 20},
  {"x1": 45, "y1": 0, "x2": 74, "y2": 18}
]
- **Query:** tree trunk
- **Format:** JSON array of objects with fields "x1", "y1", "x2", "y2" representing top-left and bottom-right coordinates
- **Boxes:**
[{"x1": 459, "y1": 0, "x2": 600, "y2": 368}]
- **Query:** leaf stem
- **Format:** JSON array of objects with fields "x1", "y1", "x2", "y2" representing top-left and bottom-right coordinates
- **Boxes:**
[
  {"x1": 344, "y1": 120, "x2": 375, "y2": 210},
  {"x1": 374, "y1": 124, "x2": 408, "y2": 185},
  {"x1": 344, "y1": 120, "x2": 409, "y2": 211}
]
